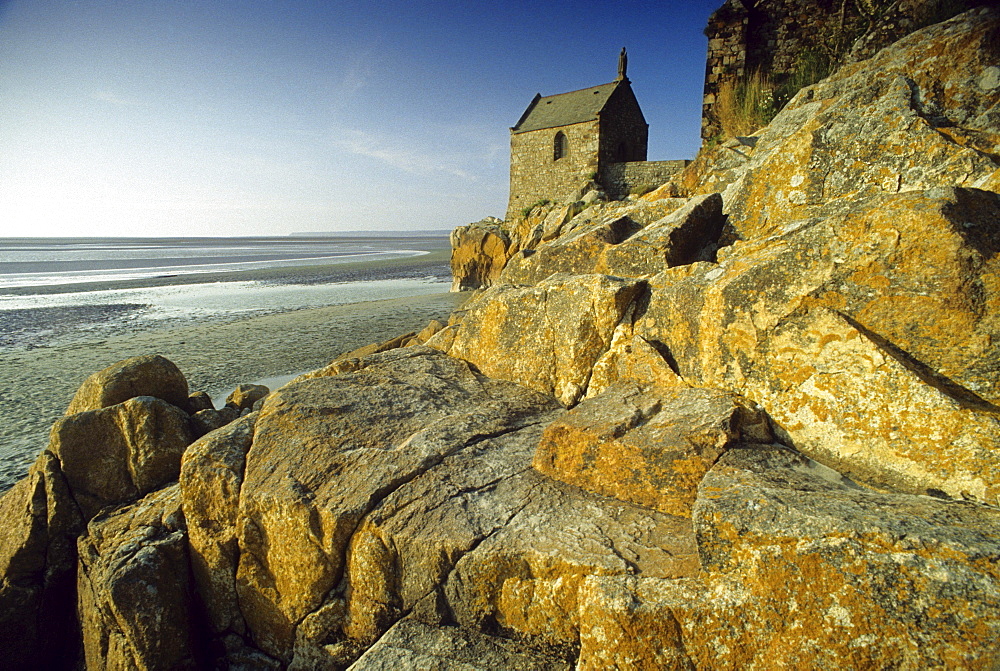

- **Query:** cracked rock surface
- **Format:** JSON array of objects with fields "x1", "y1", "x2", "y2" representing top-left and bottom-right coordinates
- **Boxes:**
[{"x1": 180, "y1": 347, "x2": 698, "y2": 667}]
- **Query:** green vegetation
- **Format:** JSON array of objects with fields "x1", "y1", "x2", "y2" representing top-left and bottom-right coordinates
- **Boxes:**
[
  {"x1": 716, "y1": 70, "x2": 778, "y2": 138},
  {"x1": 775, "y1": 48, "x2": 832, "y2": 108},
  {"x1": 520, "y1": 199, "x2": 551, "y2": 218},
  {"x1": 710, "y1": 0, "x2": 975, "y2": 142},
  {"x1": 628, "y1": 184, "x2": 655, "y2": 197}
]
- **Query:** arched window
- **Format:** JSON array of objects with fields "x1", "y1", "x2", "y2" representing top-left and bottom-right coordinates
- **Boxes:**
[{"x1": 553, "y1": 132, "x2": 568, "y2": 161}]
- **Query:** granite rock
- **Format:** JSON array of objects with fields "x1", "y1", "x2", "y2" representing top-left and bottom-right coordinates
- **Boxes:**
[
  {"x1": 77, "y1": 484, "x2": 199, "y2": 671},
  {"x1": 66, "y1": 354, "x2": 190, "y2": 416},
  {"x1": 49, "y1": 396, "x2": 193, "y2": 519},
  {"x1": 432, "y1": 273, "x2": 644, "y2": 406}
]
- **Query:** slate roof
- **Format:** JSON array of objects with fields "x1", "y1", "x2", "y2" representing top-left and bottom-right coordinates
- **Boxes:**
[{"x1": 511, "y1": 81, "x2": 622, "y2": 134}]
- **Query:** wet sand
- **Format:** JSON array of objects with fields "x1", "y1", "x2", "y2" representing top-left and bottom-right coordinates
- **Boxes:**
[{"x1": 0, "y1": 255, "x2": 467, "y2": 492}]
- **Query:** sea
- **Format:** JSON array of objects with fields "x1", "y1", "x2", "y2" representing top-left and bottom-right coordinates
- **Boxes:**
[
  {"x1": 0, "y1": 234, "x2": 453, "y2": 350},
  {"x1": 0, "y1": 233, "x2": 455, "y2": 492}
]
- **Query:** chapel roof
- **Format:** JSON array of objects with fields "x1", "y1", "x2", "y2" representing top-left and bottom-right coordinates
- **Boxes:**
[{"x1": 511, "y1": 80, "x2": 624, "y2": 134}]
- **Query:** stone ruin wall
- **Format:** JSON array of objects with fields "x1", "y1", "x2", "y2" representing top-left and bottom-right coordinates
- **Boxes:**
[
  {"x1": 701, "y1": 0, "x2": 982, "y2": 140},
  {"x1": 601, "y1": 160, "x2": 690, "y2": 199},
  {"x1": 507, "y1": 120, "x2": 601, "y2": 220}
]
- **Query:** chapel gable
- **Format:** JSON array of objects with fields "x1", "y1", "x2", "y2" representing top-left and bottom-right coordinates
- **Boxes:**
[{"x1": 507, "y1": 51, "x2": 686, "y2": 220}]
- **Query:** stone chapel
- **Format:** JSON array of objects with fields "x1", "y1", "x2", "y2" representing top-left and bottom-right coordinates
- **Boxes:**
[{"x1": 507, "y1": 49, "x2": 687, "y2": 219}]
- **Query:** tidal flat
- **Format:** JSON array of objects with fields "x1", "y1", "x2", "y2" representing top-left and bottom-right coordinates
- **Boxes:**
[{"x1": 0, "y1": 249, "x2": 467, "y2": 493}]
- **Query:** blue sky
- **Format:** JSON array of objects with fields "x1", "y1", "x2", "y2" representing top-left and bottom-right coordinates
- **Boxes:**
[{"x1": 0, "y1": 0, "x2": 721, "y2": 236}]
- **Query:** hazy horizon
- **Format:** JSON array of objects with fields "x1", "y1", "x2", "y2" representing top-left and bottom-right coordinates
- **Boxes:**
[{"x1": 1, "y1": 0, "x2": 721, "y2": 238}]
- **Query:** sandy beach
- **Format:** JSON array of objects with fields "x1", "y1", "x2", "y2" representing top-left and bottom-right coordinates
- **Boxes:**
[{"x1": 0, "y1": 249, "x2": 467, "y2": 492}]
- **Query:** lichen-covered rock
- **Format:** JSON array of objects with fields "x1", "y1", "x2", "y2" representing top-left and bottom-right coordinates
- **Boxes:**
[
  {"x1": 637, "y1": 188, "x2": 1000, "y2": 499},
  {"x1": 433, "y1": 273, "x2": 643, "y2": 406},
  {"x1": 66, "y1": 354, "x2": 190, "y2": 415},
  {"x1": 0, "y1": 451, "x2": 82, "y2": 669},
  {"x1": 498, "y1": 196, "x2": 715, "y2": 286},
  {"x1": 187, "y1": 347, "x2": 700, "y2": 667},
  {"x1": 450, "y1": 217, "x2": 511, "y2": 291},
  {"x1": 232, "y1": 348, "x2": 565, "y2": 661},
  {"x1": 750, "y1": 306, "x2": 1000, "y2": 502},
  {"x1": 50, "y1": 396, "x2": 193, "y2": 518},
  {"x1": 601, "y1": 193, "x2": 724, "y2": 278},
  {"x1": 77, "y1": 484, "x2": 200, "y2": 671},
  {"x1": 643, "y1": 188, "x2": 1000, "y2": 397},
  {"x1": 575, "y1": 445, "x2": 1000, "y2": 670},
  {"x1": 225, "y1": 383, "x2": 270, "y2": 412},
  {"x1": 586, "y1": 325, "x2": 685, "y2": 397},
  {"x1": 499, "y1": 213, "x2": 642, "y2": 286},
  {"x1": 688, "y1": 445, "x2": 1000, "y2": 669},
  {"x1": 719, "y1": 7, "x2": 1000, "y2": 240},
  {"x1": 534, "y1": 383, "x2": 771, "y2": 518},
  {"x1": 180, "y1": 412, "x2": 257, "y2": 637},
  {"x1": 346, "y1": 618, "x2": 571, "y2": 670}
]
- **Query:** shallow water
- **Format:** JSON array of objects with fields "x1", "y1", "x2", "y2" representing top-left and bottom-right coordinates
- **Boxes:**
[
  {"x1": 0, "y1": 277, "x2": 451, "y2": 351},
  {"x1": 0, "y1": 234, "x2": 459, "y2": 494},
  {"x1": 0, "y1": 236, "x2": 441, "y2": 288}
]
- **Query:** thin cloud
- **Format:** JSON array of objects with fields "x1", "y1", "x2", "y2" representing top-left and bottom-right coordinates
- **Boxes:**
[
  {"x1": 91, "y1": 90, "x2": 144, "y2": 107},
  {"x1": 333, "y1": 128, "x2": 478, "y2": 181}
]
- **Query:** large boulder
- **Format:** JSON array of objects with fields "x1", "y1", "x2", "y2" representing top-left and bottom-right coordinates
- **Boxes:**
[
  {"x1": 432, "y1": 273, "x2": 644, "y2": 406},
  {"x1": 0, "y1": 355, "x2": 196, "y2": 669},
  {"x1": 0, "y1": 452, "x2": 82, "y2": 669},
  {"x1": 230, "y1": 347, "x2": 565, "y2": 662},
  {"x1": 534, "y1": 383, "x2": 771, "y2": 518},
  {"x1": 181, "y1": 412, "x2": 258, "y2": 637},
  {"x1": 178, "y1": 347, "x2": 700, "y2": 667},
  {"x1": 637, "y1": 188, "x2": 1000, "y2": 500},
  {"x1": 50, "y1": 396, "x2": 193, "y2": 519},
  {"x1": 574, "y1": 445, "x2": 1000, "y2": 669},
  {"x1": 750, "y1": 306, "x2": 1000, "y2": 501},
  {"x1": 66, "y1": 354, "x2": 190, "y2": 415},
  {"x1": 77, "y1": 484, "x2": 200, "y2": 671},
  {"x1": 450, "y1": 217, "x2": 511, "y2": 291}
]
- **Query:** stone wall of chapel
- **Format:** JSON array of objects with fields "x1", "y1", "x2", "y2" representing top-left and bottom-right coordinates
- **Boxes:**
[
  {"x1": 507, "y1": 120, "x2": 600, "y2": 220},
  {"x1": 598, "y1": 84, "x2": 649, "y2": 167},
  {"x1": 601, "y1": 160, "x2": 690, "y2": 199}
]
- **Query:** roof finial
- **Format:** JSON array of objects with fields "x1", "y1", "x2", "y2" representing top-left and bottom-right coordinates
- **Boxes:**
[{"x1": 617, "y1": 47, "x2": 628, "y2": 81}]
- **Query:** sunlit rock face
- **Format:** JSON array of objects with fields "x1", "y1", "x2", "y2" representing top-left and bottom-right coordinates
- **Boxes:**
[
  {"x1": 181, "y1": 348, "x2": 699, "y2": 667},
  {"x1": 2, "y1": 8, "x2": 1000, "y2": 671},
  {"x1": 449, "y1": 217, "x2": 511, "y2": 291}
]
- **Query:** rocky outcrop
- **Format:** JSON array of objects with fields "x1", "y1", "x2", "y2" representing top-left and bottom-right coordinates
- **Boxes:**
[
  {"x1": 0, "y1": 355, "x2": 205, "y2": 668},
  {"x1": 77, "y1": 484, "x2": 198, "y2": 671},
  {"x1": 449, "y1": 217, "x2": 510, "y2": 291},
  {"x1": 180, "y1": 412, "x2": 257, "y2": 639},
  {"x1": 50, "y1": 396, "x2": 192, "y2": 519},
  {"x1": 0, "y1": 451, "x2": 82, "y2": 669},
  {"x1": 430, "y1": 273, "x2": 644, "y2": 406},
  {"x1": 634, "y1": 187, "x2": 1000, "y2": 501},
  {"x1": 66, "y1": 354, "x2": 190, "y2": 415},
  {"x1": 534, "y1": 383, "x2": 771, "y2": 518},
  {"x1": 671, "y1": 6, "x2": 1000, "y2": 239},
  {"x1": 3, "y1": 8, "x2": 1000, "y2": 671},
  {"x1": 177, "y1": 347, "x2": 699, "y2": 667},
  {"x1": 586, "y1": 444, "x2": 1000, "y2": 669}
]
